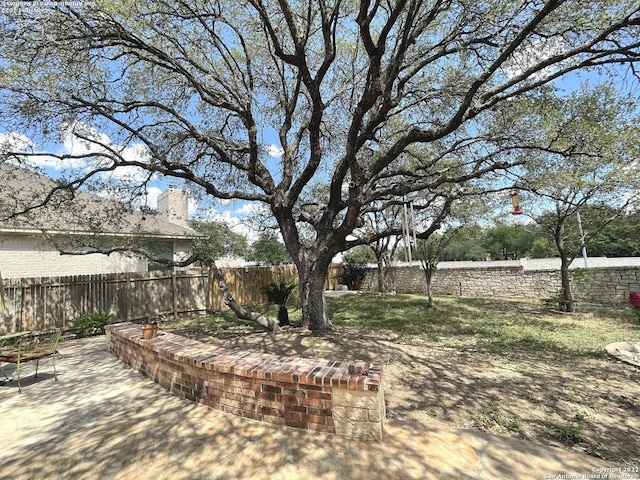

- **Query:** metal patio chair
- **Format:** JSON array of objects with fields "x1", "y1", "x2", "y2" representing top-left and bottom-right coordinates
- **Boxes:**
[{"x1": 0, "y1": 329, "x2": 61, "y2": 392}]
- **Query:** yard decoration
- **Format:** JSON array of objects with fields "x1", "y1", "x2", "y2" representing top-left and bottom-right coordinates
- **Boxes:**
[
  {"x1": 510, "y1": 191, "x2": 523, "y2": 215},
  {"x1": 629, "y1": 292, "x2": 640, "y2": 324},
  {"x1": 605, "y1": 341, "x2": 640, "y2": 368}
]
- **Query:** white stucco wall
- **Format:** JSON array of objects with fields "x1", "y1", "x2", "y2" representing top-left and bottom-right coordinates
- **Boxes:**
[
  {"x1": 0, "y1": 233, "x2": 147, "y2": 278},
  {"x1": 174, "y1": 240, "x2": 195, "y2": 265}
]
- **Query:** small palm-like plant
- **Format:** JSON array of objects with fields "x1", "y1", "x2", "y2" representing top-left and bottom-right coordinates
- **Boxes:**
[{"x1": 260, "y1": 282, "x2": 297, "y2": 326}]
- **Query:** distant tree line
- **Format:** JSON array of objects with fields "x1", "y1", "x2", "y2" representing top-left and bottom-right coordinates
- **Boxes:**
[
  {"x1": 437, "y1": 205, "x2": 640, "y2": 261},
  {"x1": 190, "y1": 220, "x2": 291, "y2": 266}
]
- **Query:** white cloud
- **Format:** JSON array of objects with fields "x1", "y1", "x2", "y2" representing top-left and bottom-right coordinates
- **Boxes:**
[
  {"x1": 236, "y1": 202, "x2": 268, "y2": 216},
  {"x1": 0, "y1": 131, "x2": 87, "y2": 170},
  {"x1": 35, "y1": 155, "x2": 82, "y2": 170},
  {"x1": 62, "y1": 122, "x2": 111, "y2": 158},
  {"x1": 266, "y1": 144, "x2": 284, "y2": 158},
  {"x1": 0, "y1": 132, "x2": 35, "y2": 151},
  {"x1": 188, "y1": 197, "x2": 198, "y2": 216},
  {"x1": 212, "y1": 210, "x2": 257, "y2": 240},
  {"x1": 61, "y1": 122, "x2": 151, "y2": 181},
  {"x1": 143, "y1": 187, "x2": 163, "y2": 209},
  {"x1": 502, "y1": 36, "x2": 570, "y2": 81},
  {"x1": 104, "y1": 165, "x2": 147, "y2": 182},
  {"x1": 193, "y1": 202, "x2": 266, "y2": 242},
  {"x1": 2, "y1": 123, "x2": 153, "y2": 177}
]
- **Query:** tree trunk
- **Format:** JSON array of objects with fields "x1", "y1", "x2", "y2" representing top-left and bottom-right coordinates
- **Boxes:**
[
  {"x1": 207, "y1": 261, "x2": 279, "y2": 331},
  {"x1": 423, "y1": 261, "x2": 435, "y2": 308},
  {"x1": 277, "y1": 305, "x2": 290, "y2": 326},
  {"x1": 559, "y1": 255, "x2": 574, "y2": 312},
  {"x1": 554, "y1": 221, "x2": 574, "y2": 312},
  {"x1": 298, "y1": 260, "x2": 332, "y2": 330}
]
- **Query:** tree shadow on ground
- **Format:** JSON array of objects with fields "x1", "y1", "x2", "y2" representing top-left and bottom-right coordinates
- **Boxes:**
[
  {"x1": 0, "y1": 336, "x2": 611, "y2": 480},
  {"x1": 186, "y1": 325, "x2": 640, "y2": 466}
]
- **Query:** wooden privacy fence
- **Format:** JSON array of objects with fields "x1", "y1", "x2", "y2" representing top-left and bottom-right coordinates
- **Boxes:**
[
  {"x1": 1, "y1": 265, "x2": 345, "y2": 334},
  {"x1": 207, "y1": 264, "x2": 344, "y2": 312},
  {"x1": 0, "y1": 270, "x2": 209, "y2": 334}
]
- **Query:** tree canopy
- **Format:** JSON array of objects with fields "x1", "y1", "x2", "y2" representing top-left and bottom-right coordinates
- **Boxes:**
[
  {"x1": 514, "y1": 85, "x2": 640, "y2": 310},
  {"x1": 247, "y1": 232, "x2": 291, "y2": 265},
  {"x1": 1, "y1": 1, "x2": 639, "y2": 329},
  {"x1": 190, "y1": 219, "x2": 249, "y2": 261},
  {"x1": 587, "y1": 208, "x2": 640, "y2": 257}
]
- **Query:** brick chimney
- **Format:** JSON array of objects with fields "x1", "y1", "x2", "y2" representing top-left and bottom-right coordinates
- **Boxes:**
[{"x1": 157, "y1": 185, "x2": 189, "y2": 227}]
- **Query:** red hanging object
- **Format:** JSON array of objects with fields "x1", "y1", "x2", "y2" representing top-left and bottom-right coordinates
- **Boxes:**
[{"x1": 510, "y1": 191, "x2": 522, "y2": 215}]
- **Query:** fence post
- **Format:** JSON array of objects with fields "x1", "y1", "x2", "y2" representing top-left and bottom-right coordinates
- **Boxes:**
[
  {"x1": 126, "y1": 273, "x2": 132, "y2": 321},
  {"x1": 172, "y1": 270, "x2": 178, "y2": 318},
  {"x1": 20, "y1": 279, "x2": 27, "y2": 331}
]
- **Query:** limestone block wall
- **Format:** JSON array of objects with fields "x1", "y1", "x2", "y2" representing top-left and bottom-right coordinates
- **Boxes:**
[
  {"x1": 571, "y1": 267, "x2": 640, "y2": 304},
  {"x1": 105, "y1": 322, "x2": 385, "y2": 441},
  {"x1": 363, "y1": 264, "x2": 640, "y2": 305},
  {"x1": 333, "y1": 388, "x2": 385, "y2": 440}
]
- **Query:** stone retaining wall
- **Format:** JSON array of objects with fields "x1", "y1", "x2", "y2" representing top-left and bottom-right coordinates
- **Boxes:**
[
  {"x1": 105, "y1": 322, "x2": 385, "y2": 441},
  {"x1": 364, "y1": 264, "x2": 640, "y2": 304}
]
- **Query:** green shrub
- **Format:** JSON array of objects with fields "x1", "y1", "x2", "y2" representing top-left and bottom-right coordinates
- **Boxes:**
[
  {"x1": 342, "y1": 254, "x2": 369, "y2": 290},
  {"x1": 72, "y1": 311, "x2": 113, "y2": 337}
]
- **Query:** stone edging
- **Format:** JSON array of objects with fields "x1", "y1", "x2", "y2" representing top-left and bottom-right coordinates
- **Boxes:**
[
  {"x1": 105, "y1": 322, "x2": 385, "y2": 440},
  {"x1": 605, "y1": 341, "x2": 640, "y2": 368}
]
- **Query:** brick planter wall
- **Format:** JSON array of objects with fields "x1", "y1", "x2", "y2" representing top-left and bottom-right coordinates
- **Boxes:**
[{"x1": 105, "y1": 322, "x2": 385, "y2": 441}]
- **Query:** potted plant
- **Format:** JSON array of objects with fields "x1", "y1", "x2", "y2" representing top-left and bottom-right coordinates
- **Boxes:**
[{"x1": 141, "y1": 314, "x2": 164, "y2": 339}]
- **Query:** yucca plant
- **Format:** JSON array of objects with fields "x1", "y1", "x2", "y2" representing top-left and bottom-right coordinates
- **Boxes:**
[{"x1": 260, "y1": 282, "x2": 297, "y2": 326}]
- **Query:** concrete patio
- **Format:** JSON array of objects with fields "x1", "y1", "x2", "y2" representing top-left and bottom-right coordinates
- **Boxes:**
[{"x1": 0, "y1": 336, "x2": 618, "y2": 479}]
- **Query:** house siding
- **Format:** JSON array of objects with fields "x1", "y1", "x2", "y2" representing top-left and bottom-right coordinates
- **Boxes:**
[
  {"x1": 0, "y1": 233, "x2": 145, "y2": 278},
  {"x1": 1, "y1": 235, "x2": 198, "y2": 278},
  {"x1": 173, "y1": 240, "x2": 195, "y2": 265},
  {"x1": 2, "y1": 168, "x2": 201, "y2": 278}
]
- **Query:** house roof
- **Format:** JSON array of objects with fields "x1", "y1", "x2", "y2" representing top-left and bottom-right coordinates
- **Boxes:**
[{"x1": 0, "y1": 163, "x2": 200, "y2": 239}]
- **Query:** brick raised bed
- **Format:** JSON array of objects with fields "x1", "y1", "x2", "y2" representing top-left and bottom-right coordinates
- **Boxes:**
[{"x1": 105, "y1": 322, "x2": 385, "y2": 441}]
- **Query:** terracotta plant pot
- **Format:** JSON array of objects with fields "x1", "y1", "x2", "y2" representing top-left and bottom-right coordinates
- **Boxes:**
[{"x1": 141, "y1": 324, "x2": 159, "y2": 340}]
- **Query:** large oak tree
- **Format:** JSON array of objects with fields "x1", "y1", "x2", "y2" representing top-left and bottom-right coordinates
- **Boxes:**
[{"x1": 1, "y1": 1, "x2": 639, "y2": 329}]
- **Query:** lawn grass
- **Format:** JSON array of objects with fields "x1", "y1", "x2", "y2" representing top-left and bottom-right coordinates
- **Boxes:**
[
  {"x1": 165, "y1": 302, "x2": 302, "y2": 338},
  {"x1": 326, "y1": 293, "x2": 638, "y2": 359},
  {"x1": 167, "y1": 293, "x2": 637, "y2": 359}
]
